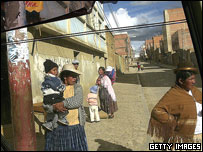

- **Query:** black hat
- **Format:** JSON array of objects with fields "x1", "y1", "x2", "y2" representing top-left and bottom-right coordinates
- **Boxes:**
[
  {"x1": 43, "y1": 59, "x2": 58, "y2": 73},
  {"x1": 174, "y1": 61, "x2": 198, "y2": 74}
]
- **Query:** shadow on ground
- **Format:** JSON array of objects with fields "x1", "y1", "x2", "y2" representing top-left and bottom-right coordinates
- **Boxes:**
[
  {"x1": 138, "y1": 66, "x2": 202, "y2": 88},
  {"x1": 95, "y1": 139, "x2": 133, "y2": 151},
  {"x1": 118, "y1": 62, "x2": 202, "y2": 88},
  {"x1": 116, "y1": 73, "x2": 139, "y2": 84}
]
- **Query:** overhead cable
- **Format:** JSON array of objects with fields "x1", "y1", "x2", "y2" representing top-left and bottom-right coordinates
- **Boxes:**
[
  {"x1": 107, "y1": 3, "x2": 119, "y2": 28},
  {"x1": 1, "y1": 19, "x2": 187, "y2": 46}
]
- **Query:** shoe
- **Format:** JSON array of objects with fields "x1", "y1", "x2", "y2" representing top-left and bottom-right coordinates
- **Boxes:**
[
  {"x1": 108, "y1": 114, "x2": 114, "y2": 119},
  {"x1": 42, "y1": 123, "x2": 53, "y2": 131},
  {"x1": 58, "y1": 119, "x2": 69, "y2": 125},
  {"x1": 95, "y1": 121, "x2": 100, "y2": 123}
]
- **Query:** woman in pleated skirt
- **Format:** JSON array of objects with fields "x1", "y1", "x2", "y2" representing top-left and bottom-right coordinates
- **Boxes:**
[
  {"x1": 45, "y1": 125, "x2": 88, "y2": 151},
  {"x1": 43, "y1": 64, "x2": 88, "y2": 151},
  {"x1": 96, "y1": 67, "x2": 118, "y2": 118}
]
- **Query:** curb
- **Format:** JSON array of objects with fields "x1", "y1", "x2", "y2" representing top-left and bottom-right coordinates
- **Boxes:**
[{"x1": 136, "y1": 73, "x2": 152, "y2": 151}]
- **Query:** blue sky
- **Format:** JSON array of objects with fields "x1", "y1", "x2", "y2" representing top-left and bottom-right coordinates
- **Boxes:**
[{"x1": 103, "y1": 1, "x2": 183, "y2": 54}]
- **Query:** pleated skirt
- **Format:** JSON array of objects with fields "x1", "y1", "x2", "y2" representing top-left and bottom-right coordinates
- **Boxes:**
[
  {"x1": 44, "y1": 124, "x2": 88, "y2": 151},
  {"x1": 99, "y1": 87, "x2": 118, "y2": 115}
]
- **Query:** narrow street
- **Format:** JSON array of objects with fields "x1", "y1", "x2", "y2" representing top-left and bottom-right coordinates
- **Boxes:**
[
  {"x1": 138, "y1": 62, "x2": 202, "y2": 113},
  {"x1": 33, "y1": 61, "x2": 202, "y2": 151},
  {"x1": 84, "y1": 61, "x2": 202, "y2": 151}
]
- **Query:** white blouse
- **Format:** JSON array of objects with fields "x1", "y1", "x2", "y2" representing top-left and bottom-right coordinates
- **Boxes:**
[{"x1": 188, "y1": 90, "x2": 202, "y2": 134}]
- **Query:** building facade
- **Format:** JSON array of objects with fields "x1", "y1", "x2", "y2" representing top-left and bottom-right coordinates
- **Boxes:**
[
  {"x1": 114, "y1": 32, "x2": 133, "y2": 70},
  {"x1": 145, "y1": 8, "x2": 196, "y2": 66},
  {"x1": 27, "y1": 1, "x2": 109, "y2": 105},
  {"x1": 162, "y1": 7, "x2": 196, "y2": 65}
]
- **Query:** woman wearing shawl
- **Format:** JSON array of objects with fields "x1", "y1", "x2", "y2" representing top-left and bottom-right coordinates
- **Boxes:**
[
  {"x1": 147, "y1": 61, "x2": 202, "y2": 149},
  {"x1": 43, "y1": 64, "x2": 88, "y2": 151},
  {"x1": 96, "y1": 67, "x2": 118, "y2": 118}
]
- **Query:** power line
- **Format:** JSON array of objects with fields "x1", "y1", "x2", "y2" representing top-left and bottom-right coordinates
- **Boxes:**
[
  {"x1": 109, "y1": 4, "x2": 120, "y2": 28},
  {"x1": 107, "y1": 3, "x2": 119, "y2": 28},
  {"x1": 97, "y1": 2, "x2": 113, "y2": 30},
  {"x1": 1, "y1": 19, "x2": 187, "y2": 46}
]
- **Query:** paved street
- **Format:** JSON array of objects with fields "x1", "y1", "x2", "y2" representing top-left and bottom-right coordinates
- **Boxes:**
[
  {"x1": 85, "y1": 68, "x2": 151, "y2": 151},
  {"x1": 138, "y1": 62, "x2": 202, "y2": 113},
  {"x1": 84, "y1": 61, "x2": 202, "y2": 151},
  {"x1": 25, "y1": 61, "x2": 203, "y2": 151}
]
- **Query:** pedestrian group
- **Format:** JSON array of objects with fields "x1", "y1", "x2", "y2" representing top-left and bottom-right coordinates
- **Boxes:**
[
  {"x1": 41, "y1": 59, "x2": 118, "y2": 151},
  {"x1": 41, "y1": 59, "x2": 202, "y2": 151}
]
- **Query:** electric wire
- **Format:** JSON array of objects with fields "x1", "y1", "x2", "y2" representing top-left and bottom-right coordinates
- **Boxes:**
[
  {"x1": 1, "y1": 19, "x2": 187, "y2": 46},
  {"x1": 107, "y1": 3, "x2": 119, "y2": 28},
  {"x1": 109, "y1": 3, "x2": 120, "y2": 28},
  {"x1": 97, "y1": 2, "x2": 113, "y2": 29}
]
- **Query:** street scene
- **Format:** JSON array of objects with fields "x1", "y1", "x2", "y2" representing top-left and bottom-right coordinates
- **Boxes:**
[
  {"x1": 33, "y1": 61, "x2": 202, "y2": 151},
  {"x1": 1, "y1": 1, "x2": 202, "y2": 151},
  {"x1": 85, "y1": 61, "x2": 202, "y2": 151}
]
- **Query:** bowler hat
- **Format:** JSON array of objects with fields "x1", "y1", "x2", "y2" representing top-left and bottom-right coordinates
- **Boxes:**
[{"x1": 174, "y1": 61, "x2": 198, "y2": 74}]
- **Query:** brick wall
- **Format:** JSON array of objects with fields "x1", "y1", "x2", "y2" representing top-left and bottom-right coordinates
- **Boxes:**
[
  {"x1": 172, "y1": 29, "x2": 194, "y2": 51},
  {"x1": 114, "y1": 33, "x2": 132, "y2": 57},
  {"x1": 152, "y1": 35, "x2": 163, "y2": 50},
  {"x1": 163, "y1": 8, "x2": 189, "y2": 54}
]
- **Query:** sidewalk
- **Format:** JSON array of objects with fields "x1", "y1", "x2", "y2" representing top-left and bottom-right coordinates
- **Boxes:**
[{"x1": 85, "y1": 67, "x2": 151, "y2": 151}]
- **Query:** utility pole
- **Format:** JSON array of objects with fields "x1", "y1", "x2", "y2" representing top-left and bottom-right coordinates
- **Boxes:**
[{"x1": 5, "y1": 1, "x2": 36, "y2": 151}]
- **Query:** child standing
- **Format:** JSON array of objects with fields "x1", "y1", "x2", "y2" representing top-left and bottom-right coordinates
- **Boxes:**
[
  {"x1": 141, "y1": 64, "x2": 144, "y2": 71},
  {"x1": 41, "y1": 59, "x2": 68, "y2": 131},
  {"x1": 137, "y1": 62, "x2": 141, "y2": 71},
  {"x1": 87, "y1": 85, "x2": 100, "y2": 123}
]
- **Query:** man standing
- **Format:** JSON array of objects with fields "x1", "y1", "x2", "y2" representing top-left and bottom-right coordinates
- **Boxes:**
[{"x1": 72, "y1": 59, "x2": 80, "y2": 83}]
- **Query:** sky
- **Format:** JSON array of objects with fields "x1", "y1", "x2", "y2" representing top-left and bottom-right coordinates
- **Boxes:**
[{"x1": 103, "y1": 1, "x2": 183, "y2": 55}]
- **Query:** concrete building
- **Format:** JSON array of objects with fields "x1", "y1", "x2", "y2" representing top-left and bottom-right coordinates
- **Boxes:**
[
  {"x1": 145, "y1": 35, "x2": 163, "y2": 62},
  {"x1": 153, "y1": 35, "x2": 163, "y2": 50},
  {"x1": 163, "y1": 8, "x2": 189, "y2": 54},
  {"x1": 162, "y1": 7, "x2": 196, "y2": 66},
  {"x1": 145, "y1": 39, "x2": 153, "y2": 50},
  {"x1": 152, "y1": 35, "x2": 163, "y2": 62},
  {"x1": 172, "y1": 28, "x2": 194, "y2": 51},
  {"x1": 171, "y1": 28, "x2": 196, "y2": 65},
  {"x1": 26, "y1": 1, "x2": 108, "y2": 106},
  {"x1": 105, "y1": 26, "x2": 116, "y2": 68},
  {"x1": 1, "y1": 1, "x2": 127, "y2": 139},
  {"x1": 114, "y1": 32, "x2": 133, "y2": 70},
  {"x1": 162, "y1": 8, "x2": 191, "y2": 65},
  {"x1": 139, "y1": 45, "x2": 147, "y2": 61}
]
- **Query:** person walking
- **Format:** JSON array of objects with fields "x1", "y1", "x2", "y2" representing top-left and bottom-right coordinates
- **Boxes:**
[
  {"x1": 140, "y1": 64, "x2": 144, "y2": 71},
  {"x1": 137, "y1": 62, "x2": 141, "y2": 71},
  {"x1": 43, "y1": 64, "x2": 88, "y2": 151},
  {"x1": 147, "y1": 61, "x2": 202, "y2": 149},
  {"x1": 96, "y1": 67, "x2": 118, "y2": 119},
  {"x1": 87, "y1": 85, "x2": 100, "y2": 123},
  {"x1": 72, "y1": 59, "x2": 79, "y2": 70}
]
